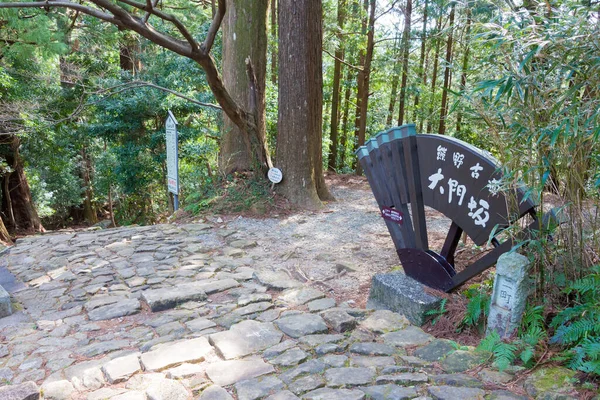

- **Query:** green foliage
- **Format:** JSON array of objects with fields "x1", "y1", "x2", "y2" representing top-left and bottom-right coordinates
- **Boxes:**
[
  {"x1": 460, "y1": 284, "x2": 491, "y2": 332},
  {"x1": 550, "y1": 265, "x2": 600, "y2": 375},
  {"x1": 477, "y1": 304, "x2": 547, "y2": 371},
  {"x1": 184, "y1": 174, "x2": 274, "y2": 216},
  {"x1": 425, "y1": 298, "x2": 448, "y2": 326}
]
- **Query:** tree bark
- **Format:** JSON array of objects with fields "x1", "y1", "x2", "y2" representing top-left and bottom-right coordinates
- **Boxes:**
[
  {"x1": 0, "y1": 216, "x2": 12, "y2": 244},
  {"x1": 386, "y1": 34, "x2": 401, "y2": 127},
  {"x1": 339, "y1": 65, "x2": 354, "y2": 170},
  {"x1": 219, "y1": 0, "x2": 269, "y2": 174},
  {"x1": 2, "y1": 136, "x2": 44, "y2": 233},
  {"x1": 456, "y1": 7, "x2": 471, "y2": 134},
  {"x1": 327, "y1": 0, "x2": 346, "y2": 171},
  {"x1": 397, "y1": 0, "x2": 413, "y2": 126},
  {"x1": 413, "y1": 0, "x2": 429, "y2": 127},
  {"x1": 355, "y1": 0, "x2": 376, "y2": 175},
  {"x1": 426, "y1": 12, "x2": 444, "y2": 133},
  {"x1": 270, "y1": 0, "x2": 277, "y2": 84},
  {"x1": 277, "y1": 0, "x2": 333, "y2": 209},
  {"x1": 438, "y1": 3, "x2": 455, "y2": 135},
  {"x1": 80, "y1": 146, "x2": 98, "y2": 224}
]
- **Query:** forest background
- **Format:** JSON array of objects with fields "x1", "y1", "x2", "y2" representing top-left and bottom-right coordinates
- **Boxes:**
[{"x1": 1, "y1": 0, "x2": 600, "y2": 378}]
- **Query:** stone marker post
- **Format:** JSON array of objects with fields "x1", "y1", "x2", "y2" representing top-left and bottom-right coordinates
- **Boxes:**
[
  {"x1": 0, "y1": 285, "x2": 12, "y2": 318},
  {"x1": 487, "y1": 252, "x2": 530, "y2": 338}
]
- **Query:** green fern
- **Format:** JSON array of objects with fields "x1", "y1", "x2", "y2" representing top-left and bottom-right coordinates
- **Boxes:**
[
  {"x1": 550, "y1": 265, "x2": 600, "y2": 375},
  {"x1": 477, "y1": 331, "x2": 518, "y2": 371},
  {"x1": 425, "y1": 299, "x2": 448, "y2": 326}
]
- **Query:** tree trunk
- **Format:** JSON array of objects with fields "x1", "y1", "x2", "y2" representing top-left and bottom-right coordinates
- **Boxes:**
[
  {"x1": 80, "y1": 146, "x2": 98, "y2": 224},
  {"x1": 3, "y1": 136, "x2": 44, "y2": 233},
  {"x1": 413, "y1": 0, "x2": 429, "y2": 127},
  {"x1": 277, "y1": 0, "x2": 333, "y2": 209},
  {"x1": 327, "y1": 0, "x2": 346, "y2": 171},
  {"x1": 270, "y1": 0, "x2": 277, "y2": 84},
  {"x1": 355, "y1": 0, "x2": 376, "y2": 175},
  {"x1": 219, "y1": 0, "x2": 269, "y2": 174},
  {"x1": 339, "y1": 65, "x2": 354, "y2": 170},
  {"x1": 0, "y1": 216, "x2": 12, "y2": 244},
  {"x1": 438, "y1": 3, "x2": 455, "y2": 135},
  {"x1": 397, "y1": 0, "x2": 413, "y2": 126},
  {"x1": 386, "y1": 34, "x2": 401, "y2": 127},
  {"x1": 352, "y1": 0, "x2": 368, "y2": 172},
  {"x1": 426, "y1": 12, "x2": 444, "y2": 133},
  {"x1": 456, "y1": 7, "x2": 471, "y2": 134}
]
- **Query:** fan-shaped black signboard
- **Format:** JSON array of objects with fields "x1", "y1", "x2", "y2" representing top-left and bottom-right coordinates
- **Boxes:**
[{"x1": 356, "y1": 124, "x2": 538, "y2": 292}]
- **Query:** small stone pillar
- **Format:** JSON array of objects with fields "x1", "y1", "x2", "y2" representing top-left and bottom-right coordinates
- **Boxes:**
[{"x1": 487, "y1": 252, "x2": 530, "y2": 338}]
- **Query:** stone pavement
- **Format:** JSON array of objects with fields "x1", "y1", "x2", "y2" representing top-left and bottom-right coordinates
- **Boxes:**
[{"x1": 0, "y1": 222, "x2": 544, "y2": 399}]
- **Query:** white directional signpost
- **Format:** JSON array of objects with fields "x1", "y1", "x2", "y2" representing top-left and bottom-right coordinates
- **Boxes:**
[{"x1": 166, "y1": 110, "x2": 179, "y2": 211}]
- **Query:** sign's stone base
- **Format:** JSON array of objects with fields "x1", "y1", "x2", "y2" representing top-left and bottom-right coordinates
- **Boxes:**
[
  {"x1": 0, "y1": 285, "x2": 12, "y2": 319},
  {"x1": 367, "y1": 273, "x2": 442, "y2": 326}
]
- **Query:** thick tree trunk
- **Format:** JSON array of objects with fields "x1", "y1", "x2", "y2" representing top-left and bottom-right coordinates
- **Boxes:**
[
  {"x1": 413, "y1": 0, "x2": 429, "y2": 127},
  {"x1": 327, "y1": 0, "x2": 346, "y2": 171},
  {"x1": 3, "y1": 136, "x2": 44, "y2": 233},
  {"x1": 270, "y1": 0, "x2": 277, "y2": 84},
  {"x1": 219, "y1": 0, "x2": 269, "y2": 174},
  {"x1": 438, "y1": 3, "x2": 455, "y2": 135},
  {"x1": 456, "y1": 7, "x2": 471, "y2": 134},
  {"x1": 355, "y1": 0, "x2": 376, "y2": 175},
  {"x1": 277, "y1": 0, "x2": 333, "y2": 209},
  {"x1": 397, "y1": 0, "x2": 413, "y2": 126},
  {"x1": 426, "y1": 13, "x2": 444, "y2": 133}
]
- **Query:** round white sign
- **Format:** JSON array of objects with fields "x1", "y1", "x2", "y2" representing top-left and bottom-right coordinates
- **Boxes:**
[{"x1": 268, "y1": 168, "x2": 283, "y2": 184}]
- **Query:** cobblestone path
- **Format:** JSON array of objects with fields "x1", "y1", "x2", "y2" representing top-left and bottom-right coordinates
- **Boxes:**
[{"x1": 0, "y1": 186, "x2": 533, "y2": 400}]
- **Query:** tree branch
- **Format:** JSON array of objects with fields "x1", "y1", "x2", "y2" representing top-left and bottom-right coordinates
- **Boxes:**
[
  {"x1": 202, "y1": 0, "x2": 224, "y2": 53},
  {"x1": 323, "y1": 48, "x2": 363, "y2": 71},
  {"x1": 116, "y1": 0, "x2": 199, "y2": 52},
  {"x1": 0, "y1": 1, "x2": 119, "y2": 25}
]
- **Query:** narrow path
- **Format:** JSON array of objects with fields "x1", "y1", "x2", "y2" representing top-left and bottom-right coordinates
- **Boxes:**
[{"x1": 0, "y1": 180, "x2": 533, "y2": 400}]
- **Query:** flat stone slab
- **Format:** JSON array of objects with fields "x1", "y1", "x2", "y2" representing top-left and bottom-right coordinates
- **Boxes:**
[
  {"x1": 205, "y1": 359, "x2": 275, "y2": 387},
  {"x1": 367, "y1": 273, "x2": 442, "y2": 326},
  {"x1": 288, "y1": 375, "x2": 325, "y2": 395},
  {"x1": 307, "y1": 298, "x2": 336, "y2": 312},
  {"x1": 324, "y1": 367, "x2": 375, "y2": 387},
  {"x1": 382, "y1": 326, "x2": 434, "y2": 347},
  {"x1": 254, "y1": 271, "x2": 302, "y2": 290},
  {"x1": 359, "y1": 384, "x2": 419, "y2": 400},
  {"x1": 414, "y1": 339, "x2": 455, "y2": 362},
  {"x1": 360, "y1": 310, "x2": 410, "y2": 333},
  {"x1": 141, "y1": 279, "x2": 238, "y2": 312},
  {"x1": 235, "y1": 376, "x2": 284, "y2": 400},
  {"x1": 375, "y1": 372, "x2": 428, "y2": 385},
  {"x1": 320, "y1": 310, "x2": 356, "y2": 332},
  {"x1": 88, "y1": 299, "x2": 141, "y2": 321},
  {"x1": 102, "y1": 353, "x2": 141, "y2": 383},
  {"x1": 0, "y1": 285, "x2": 12, "y2": 318},
  {"x1": 209, "y1": 320, "x2": 282, "y2": 359},
  {"x1": 146, "y1": 379, "x2": 188, "y2": 400},
  {"x1": 427, "y1": 385, "x2": 486, "y2": 400},
  {"x1": 275, "y1": 313, "x2": 328, "y2": 338},
  {"x1": 140, "y1": 337, "x2": 213, "y2": 371},
  {"x1": 301, "y1": 388, "x2": 365, "y2": 400},
  {"x1": 269, "y1": 348, "x2": 308, "y2": 367},
  {"x1": 349, "y1": 342, "x2": 396, "y2": 356},
  {"x1": 0, "y1": 381, "x2": 39, "y2": 400},
  {"x1": 198, "y1": 385, "x2": 233, "y2": 400},
  {"x1": 279, "y1": 288, "x2": 325, "y2": 306}
]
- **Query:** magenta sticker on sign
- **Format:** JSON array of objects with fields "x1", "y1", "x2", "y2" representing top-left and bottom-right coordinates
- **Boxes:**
[{"x1": 381, "y1": 207, "x2": 404, "y2": 224}]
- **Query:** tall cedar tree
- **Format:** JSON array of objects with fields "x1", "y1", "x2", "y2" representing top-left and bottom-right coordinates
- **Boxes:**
[{"x1": 276, "y1": 0, "x2": 333, "y2": 209}]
